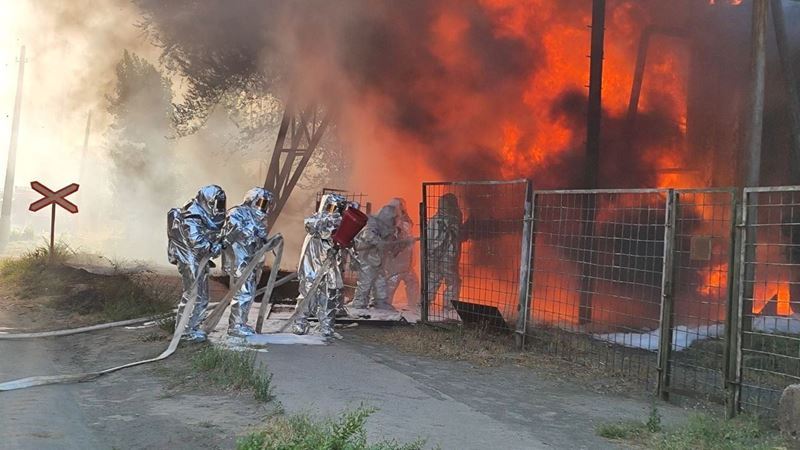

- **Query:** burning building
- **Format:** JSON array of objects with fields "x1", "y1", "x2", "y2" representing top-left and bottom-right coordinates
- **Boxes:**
[
  {"x1": 123, "y1": 1, "x2": 800, "y2": 327},
  {"x1": 2, "y1": 0, "x2": 798, "y2": 323}
]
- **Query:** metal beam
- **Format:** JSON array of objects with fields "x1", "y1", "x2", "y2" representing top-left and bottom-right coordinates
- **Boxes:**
[{"x1": 262, "y1": 101, "x2": 330, "y2": 228}]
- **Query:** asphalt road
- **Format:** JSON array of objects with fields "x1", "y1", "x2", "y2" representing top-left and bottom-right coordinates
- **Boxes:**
[{"x1": 260, "y1": 331, "x2": 689, "y2": 450}]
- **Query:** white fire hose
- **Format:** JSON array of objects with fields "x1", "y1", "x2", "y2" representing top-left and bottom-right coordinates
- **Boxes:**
[
  {"x1": 0, "y1": 314, "x2": 173, "y2": 339},
  {"x1": 201, "y1": 235, "x2": 283, "y2": 334},
  {"x1": 0, "y1": 235, "x2": 282, "y2": 392},
  {"x1": 277, "y1": 254, "x2": 336, "y2": 333}
]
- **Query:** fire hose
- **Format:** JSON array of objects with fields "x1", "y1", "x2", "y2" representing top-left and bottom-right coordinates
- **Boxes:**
[
  {"x1": 201, "y1": 234, "x2": 283, "y2": 334},
  {"x1": 277, "y1": 253, "x2": 336, "y2": 334},
  {"x1": 0, "y1": 268, "x2": 297, "y2": 340},
  {"x1": 0, "y1": 235, "x2": 282, "y2": 392},
  {"x1": 0, "y1": 314, "x2": 173, "y2": 339}
]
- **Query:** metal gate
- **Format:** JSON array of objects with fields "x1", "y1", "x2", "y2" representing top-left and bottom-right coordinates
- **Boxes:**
[
  {"x1": 420, "y1": 180, "x2": 531, "y2": 333},
  {"x1": 663, "y1": 189, "x2": 737, "y2": 404},
  {"x1": 733, "y1": 187, "x2": 800, "y2": 413},
  {"x1": 526, "y1": 189, "x2": 668, "y2": 390}
]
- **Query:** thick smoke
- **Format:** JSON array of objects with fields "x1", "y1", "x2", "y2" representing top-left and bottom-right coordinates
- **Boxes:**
[
  {"x1": 134, "y1": 0, "x2": 800, "y2": 196},
  {"x1": 0, "y1": 0, "x2": 313, "y2": 266},
  {"x1": 4, "y1": 0, "x2": 800, "y2": 271}
]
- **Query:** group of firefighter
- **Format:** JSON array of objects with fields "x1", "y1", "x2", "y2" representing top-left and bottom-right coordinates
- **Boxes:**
[{"x1": 167, "y1": 185, "x2": 463, "y2": 342}]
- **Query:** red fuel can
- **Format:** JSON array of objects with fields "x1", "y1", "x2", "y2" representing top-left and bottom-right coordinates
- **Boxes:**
[{"x1": 333, "y1": 206, "x2": 368, "y2": 248}]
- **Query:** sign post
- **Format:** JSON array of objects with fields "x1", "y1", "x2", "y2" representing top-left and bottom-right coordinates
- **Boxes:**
[{"x1": 28, "y1": 181, "x2": 79, "y2": 261}]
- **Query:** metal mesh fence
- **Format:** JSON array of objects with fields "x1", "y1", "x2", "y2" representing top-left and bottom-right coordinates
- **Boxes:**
[
  {"x1": 315, "y1": 188, "x2": 370, "y2": 214},
  {"x1": 421, "y1": 180, "x2": 529, "y2": 333},
  {"x1": 666, "y1": 189, "x2": 735, "y2": 402},
  {"x1": 526, "y1": 189, "x2": 667, "y2": 389},
  {"x1": 415, "y1": 181, "x2": 800, "y2": 414},
  {"x1": 738, "y1": 187, "x2": 800, "y2": 412}
]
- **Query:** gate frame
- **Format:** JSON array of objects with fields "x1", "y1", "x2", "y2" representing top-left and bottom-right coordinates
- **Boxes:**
[
  {"x1": 420, "y1": 179, "x2": 531, "y2": 330},
  {"x1": 657, "y1": 189, "x2": 678, "y2": 400},
  {"x1": 725, "y1": 189, "x2": 744, "y2": 418},
  {"x1": 730, "y1": 186, "x2": 800, "y2": 416},
  {"x1": 515, "y1": 182, "x2": 535, "y2": 348}
]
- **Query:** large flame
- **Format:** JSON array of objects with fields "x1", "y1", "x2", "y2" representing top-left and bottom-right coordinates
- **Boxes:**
[{"x1": 335, "y1": 1, "x2": 766, "y2": 326}]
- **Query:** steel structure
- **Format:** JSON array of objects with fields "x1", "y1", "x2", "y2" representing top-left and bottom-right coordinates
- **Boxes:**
[{"x1": 262, "y1": 101, "x2": 330, "y2": 228}]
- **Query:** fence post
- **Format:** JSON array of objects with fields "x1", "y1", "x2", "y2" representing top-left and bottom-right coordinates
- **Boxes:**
[
  {"x1": 657, "y1": 189, "x2": 678, "y2": 400},
  {"x1": 723, "y1": 191, "x2": 745, "y2": 419},
  {"x1": 419, "y1": 191, "x2": 429, "y2": 323},
  {"x1": 515, "y1": 182, "x2": 535, "y2": 349}
]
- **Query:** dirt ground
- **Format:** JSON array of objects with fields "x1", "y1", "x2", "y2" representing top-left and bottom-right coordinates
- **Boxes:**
[{"x1": 0, "y1": 323, "x2": 276, "y2": 449}]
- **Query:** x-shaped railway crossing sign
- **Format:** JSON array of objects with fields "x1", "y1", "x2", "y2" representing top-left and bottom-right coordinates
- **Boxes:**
[
  {"x1": 28, "y1": 181, "x2": 80, "y2": 260},
  {"x1": 29, "y1": 181, "x2": 79, "y2": 214}
]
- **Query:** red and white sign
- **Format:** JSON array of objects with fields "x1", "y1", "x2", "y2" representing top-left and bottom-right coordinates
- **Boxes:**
[{"x1": 29, "y1": 181, "x2": 79, "y2": 214}]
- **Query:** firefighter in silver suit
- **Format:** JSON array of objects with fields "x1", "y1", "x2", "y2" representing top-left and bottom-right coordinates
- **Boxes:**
[
  {"x1": 351, "y1": 204, "x2": 396, "y2": 309},
  {"x1": 292, "y1": 194, "x2": 350, "y2": 337},
  {"x1": 384, "y1": 198, "x2": 420, "y2": 309},
  {"x1": 221, "y1": 187, "x2": 276, "y2": 337},
  {"x1": 426, "y1": 193, "x2": 462, "y2": 312},
  {"x1": 168, "y1": 185, "x2": 226, "y2": 343}
]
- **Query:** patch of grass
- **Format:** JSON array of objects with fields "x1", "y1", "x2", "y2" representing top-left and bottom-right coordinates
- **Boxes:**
[
  {"x1": 651, "y1": 414, "x2": 781, "y2": 450},
  {"x1": 0, "y1": 242, "x2": 75, "y2": 282},
  {"x1": 597, "y1": 410, "x2": 785, "y2": 450},
  {"x1": 354, "y1": 324, "x2": 650, "y2": 398},
  {"x1": 360, "y1": 324, "x2": 520, "y2": 367},
  {"x1": 236, "y1": 406, "x2": 427, "y2": 450},
  {"x1": 597, "y1": 421, "x2": 650, "y2": 441},
  {"x1": 191, "y1": 345, "x2": 273, "y2": 402},
  {"x1": 597, "y1": 406, "x2": 661, "y2": 441},
  {"x1": 0, "y1": 243, "x2": 177, "y2": 322},
  {"x1": 89, "y1": 274, "x2": 177, "y2": 322}
]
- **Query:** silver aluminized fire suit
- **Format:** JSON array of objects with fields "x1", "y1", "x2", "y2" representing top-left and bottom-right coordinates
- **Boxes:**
[
  {"x1": 384, "y1": 198, "x2": 420, "y2": 308},
  {"x1": 351, "y1": 205, "x2": 396, "y2": 309},
  {"x1": 292, "y1": 194, "x2": 350, "y2": 337},
  {"x1": 221, "y1": 187, "x2": 276, "y2": 337},
  {"x1": 168, "y1": 185, "x2": 226, "y2": 343},
  {"x1": 426, "y1": 193, "x2": 462, "y2": 311}
]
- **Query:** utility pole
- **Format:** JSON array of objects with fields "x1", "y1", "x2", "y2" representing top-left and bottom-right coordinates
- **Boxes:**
[
  {"x1": 0, "y1": 46, "x2": 27, "y2": 250},
  {"x1": 578, "y1": 0, "x2": 606, "y2": 324},
  {"x1": 585, "y1": 0, "x2": 605, "y2": 189},
  {"x1": 732, "y1": 0, "x2": 769, "y2": 417},
  {"x1": 745, "y1": 0, "x2": 768, "y2": 188}
]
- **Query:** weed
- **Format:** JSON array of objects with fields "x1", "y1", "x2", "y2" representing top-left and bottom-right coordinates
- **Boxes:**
[
  {"x1": 236, "y1": 406, "x2": 427, "y2": 450},
  {"x1": 596, "y1": 421, "x2": 649, "y2": 441},
  {"x1": 647, "y1": 405, "x2": 662, "y2": 433},
  {"x1": 191, "y1": 345, "x2": 273, "y2": 402},
  {"x1": 597, "y1": 412, "x2": 785, "y2": 450},
  {"x1": 651, "y1": 414, "x2": 781, "y2": 450}
]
